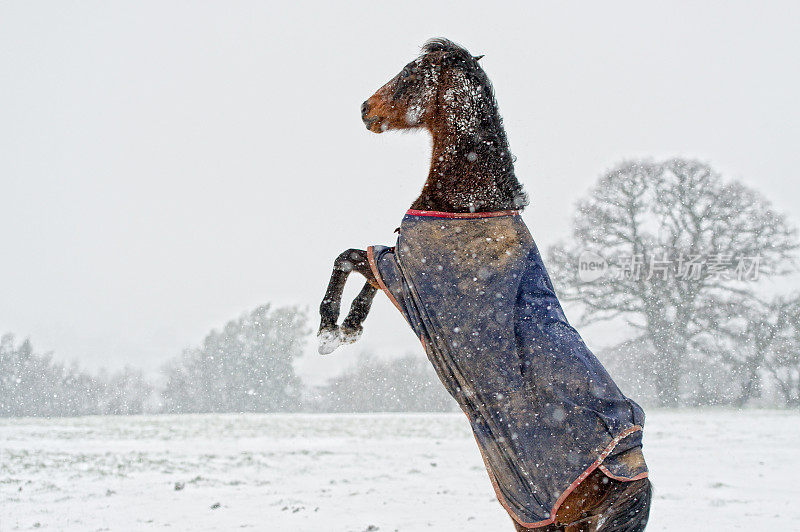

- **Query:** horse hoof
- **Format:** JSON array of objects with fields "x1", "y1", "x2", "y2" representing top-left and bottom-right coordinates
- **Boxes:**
[
  {"x1": 340, "y1": 325, "x2": 363, "y2": 345},
  {"x1": 318, "y1": 328, "x2": 341, "y2": 355}
]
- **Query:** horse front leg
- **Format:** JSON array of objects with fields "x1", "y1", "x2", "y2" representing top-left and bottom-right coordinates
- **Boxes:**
[
  {"x1": 318, "y1": 248, "x2": 378, "y2": 354},
  {"x1": 340, "y1": 282, "x2": 378, "y2": 344}
]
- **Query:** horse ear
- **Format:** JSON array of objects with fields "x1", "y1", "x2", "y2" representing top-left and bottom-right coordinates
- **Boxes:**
[{"x1": 473, "y1": 55, "x2": 485, "y2": 62}]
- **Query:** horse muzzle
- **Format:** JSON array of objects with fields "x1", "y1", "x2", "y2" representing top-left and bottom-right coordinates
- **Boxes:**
[
  {"x1": 363, "y1": 116, "x2": 380, "y2": 131},
  {"x1": 361, "y1": 101, "x2": 382, "y2": 132}
]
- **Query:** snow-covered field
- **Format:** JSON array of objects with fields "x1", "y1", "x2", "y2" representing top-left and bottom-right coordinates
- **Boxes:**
[{"x1": 1, "y1": 410, "x2": 798, "y2": 531}]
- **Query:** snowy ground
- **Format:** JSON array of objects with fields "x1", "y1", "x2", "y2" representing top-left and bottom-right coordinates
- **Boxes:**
[{"x1": 1, "y1": 411, "x2": 798, "y2": 531}]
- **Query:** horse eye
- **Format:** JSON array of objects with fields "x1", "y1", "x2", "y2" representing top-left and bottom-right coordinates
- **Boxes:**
[{"x1": 401, "y1": 68, "x2": 411, "y2": 78}]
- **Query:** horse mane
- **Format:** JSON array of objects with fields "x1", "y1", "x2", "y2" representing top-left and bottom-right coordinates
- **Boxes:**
[
  {"x1": 421, "y1": 38, "x2": 528, "y2": 210},
  {"x1": 421, "y1": 37, "x2": 472, "y2": 57}
]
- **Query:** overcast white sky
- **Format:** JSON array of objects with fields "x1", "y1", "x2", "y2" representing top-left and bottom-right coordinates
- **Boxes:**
[{"x1": 2, "y1": 1, "x2": 799, "y2": 384}]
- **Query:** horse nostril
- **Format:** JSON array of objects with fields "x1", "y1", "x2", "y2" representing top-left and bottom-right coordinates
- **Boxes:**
[{"x1": 361, "y1": 101, "x2": 370, "y2": 118}]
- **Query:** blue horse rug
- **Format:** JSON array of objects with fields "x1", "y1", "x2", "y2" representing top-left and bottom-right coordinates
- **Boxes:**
[{"x1": 367, "y1": 209, "x2": 648, "y2": 528}]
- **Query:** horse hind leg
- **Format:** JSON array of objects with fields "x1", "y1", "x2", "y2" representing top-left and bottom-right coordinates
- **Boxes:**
[{"x1": 595, "y1": 477, "x2": 652, "y2": 532}]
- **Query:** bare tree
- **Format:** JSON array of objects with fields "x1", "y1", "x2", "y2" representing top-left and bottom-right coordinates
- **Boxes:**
[
  {"x1": 548, "y1": 159, "x2": 797, "y2": 406},
  {"x1": 762, "y1": 296, "x2": 800, "y2": 406}
]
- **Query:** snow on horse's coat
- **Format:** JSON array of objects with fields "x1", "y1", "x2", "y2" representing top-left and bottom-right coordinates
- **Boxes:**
[{"x1": 367, "y1": 210, "x2": 648, "y2": 527}]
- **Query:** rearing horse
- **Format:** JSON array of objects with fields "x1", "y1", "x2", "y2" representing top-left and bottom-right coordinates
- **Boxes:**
[{"x1": 319, "y1": 39, "x2": 652, "y2": 532}]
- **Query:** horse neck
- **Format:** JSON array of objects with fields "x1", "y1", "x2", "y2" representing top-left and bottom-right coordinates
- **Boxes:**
[{"x1": 411, "y1": 128, "x2": 515, "y2": 213}]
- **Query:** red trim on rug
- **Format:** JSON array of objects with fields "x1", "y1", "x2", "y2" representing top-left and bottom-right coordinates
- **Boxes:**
[
  {"x1": 406, "y1": 209, "x2": 520, "y2": 219},
  {"x1": 367, "y1": 245, "x2": 427, "y2": 353},
  {"x1": 511, "y1": 425, "x2": 646, "y2": 529},
  {"x1": 367, "y1": 246, "x2": 404, "y2": 314},
  {"x1": 598, "y1": 465, "x2": 649, "y2": 482}
]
